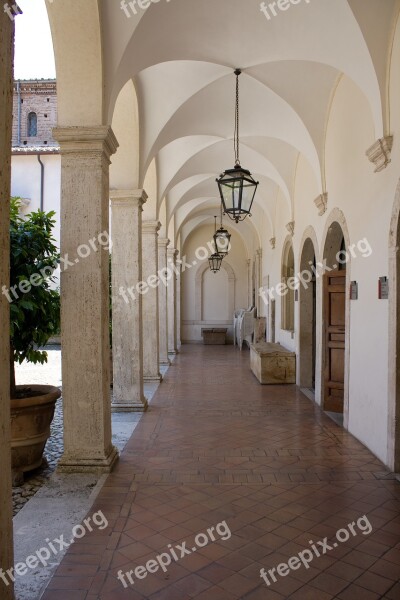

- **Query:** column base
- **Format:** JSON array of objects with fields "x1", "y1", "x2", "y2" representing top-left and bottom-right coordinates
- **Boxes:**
[
  {"x1": 144, "y1": 374, "x2": 163, "y2": 382},
  {"x1": 112, "y1": 397, "x2": 148, "y2": 412},
  {"x1": 168, "y1": 350, "x2": 179, "y2": 355},
  {"x1": 57, "y1": 445, "x2": 119, "y2": 474}
]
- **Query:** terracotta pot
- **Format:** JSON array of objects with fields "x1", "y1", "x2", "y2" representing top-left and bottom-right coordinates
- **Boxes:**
[{"x1": 11, "y1": 385, "x2": 61, "y2": 476}]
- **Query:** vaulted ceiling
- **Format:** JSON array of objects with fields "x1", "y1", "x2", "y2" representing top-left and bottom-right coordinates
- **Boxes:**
[{"x1": 77, "y1": 0, "x2": 400, "y2": 249}]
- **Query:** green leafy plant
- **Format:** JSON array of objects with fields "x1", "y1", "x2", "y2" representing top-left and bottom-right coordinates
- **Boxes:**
[{"x1": 9, "y1": 197, "x2": 60, "y2": 398}]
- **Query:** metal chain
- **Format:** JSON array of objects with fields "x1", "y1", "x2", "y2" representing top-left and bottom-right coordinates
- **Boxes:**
[{"x1": 234, "y1": 70, "x2": 240, "y2": 166}]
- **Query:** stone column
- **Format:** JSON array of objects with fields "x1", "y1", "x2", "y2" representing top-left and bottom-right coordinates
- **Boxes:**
[
  {"x1": 255, "y1": 249, "x2": 262, "y2": 314},
  {"x1": 167, "y1": 248, "x2": 178, "y2": 355},
  {"x1": 247, "y1": 259, "x2": 252, "y2": 307},
  {"x1": 0, "y1": 10, "x2": 15, "y2": 599},
  {"x1": 176, "y1": 255, "x2": 182, "y2": 350},
  {"x1": 53, "y1": 126, "x2": 119, "y2": 473},
  {"x1": 142, "y1": 221, "x2": 162, "y2": 382},
  {"x1": 158, "y1": 238, "x2": 170, "y2": 365},
  {"x1": 111, "y1": 190, "x2": 148, "y2": 411}
]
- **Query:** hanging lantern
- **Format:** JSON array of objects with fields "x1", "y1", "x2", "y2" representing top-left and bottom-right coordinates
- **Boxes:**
[
  {"x1": 213, "y1": 203, "x2": 231, "y2": 257},
  {"x1": 208, "y1": 252, "x2": 223, "y2": 273},
  {"x1": 216, "y1": 69, "x2": 259, "y2": 223},
  {"x1": 209, "y1": 216, "x2": 224, "y2": 273}
]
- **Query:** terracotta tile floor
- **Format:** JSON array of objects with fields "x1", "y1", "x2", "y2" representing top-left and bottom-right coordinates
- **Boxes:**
[{"x1": 42, "y1": 345, "x2": 400, "y2": 599}]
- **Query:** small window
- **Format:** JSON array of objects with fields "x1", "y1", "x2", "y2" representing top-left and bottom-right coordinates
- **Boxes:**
[
  {"x1": 47, "y1": 98, "x2": 50, "y2": 102},
  {"x1": 44, "y1": 113, "x2": 48, "y2": 118},
  {"x1": 27, "y1": 112, "x2": 37, "y2": 137},
  {"x1": 44, "y1": 141, "x2": 48, "y2": 144}
]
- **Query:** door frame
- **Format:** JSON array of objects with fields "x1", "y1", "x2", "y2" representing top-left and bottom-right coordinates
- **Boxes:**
[{"x1": 320, "y1": 210, "x2": 351, "y2": 429}]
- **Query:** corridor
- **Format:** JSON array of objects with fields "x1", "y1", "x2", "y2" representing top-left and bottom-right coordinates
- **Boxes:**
[{"x1": 42, "y1": 345, "x2": 400, "y2": 600}]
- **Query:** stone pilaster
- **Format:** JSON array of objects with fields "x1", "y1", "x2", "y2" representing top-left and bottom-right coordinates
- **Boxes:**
[
  {"x1": 167, "y1": 248, "x2": 179, "y2": 355},
  {"x1": 53, "y1": 125, "x2": 119, "y2": 473},
  {"x1": 158, "y1": 238, "x2": 170, "y2": 365},
  {"x1": 111, "y1": 190, "x2": 148, "y2": 411},
  {"x1": 142, "y1": 220, "x2": 162, "y2": 382},
  {"x1": 0, "y1": 11, "x2": 15, "y2": 599}
]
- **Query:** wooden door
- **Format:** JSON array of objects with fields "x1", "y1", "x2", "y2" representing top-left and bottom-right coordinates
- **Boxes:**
[{"x1": 324, "y1": 271, "x2": 346, "y2": 412}]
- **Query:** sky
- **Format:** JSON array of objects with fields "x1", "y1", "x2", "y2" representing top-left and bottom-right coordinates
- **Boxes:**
[{"x1": 14, "y1": 0, "x2": 56, "y2": 79}]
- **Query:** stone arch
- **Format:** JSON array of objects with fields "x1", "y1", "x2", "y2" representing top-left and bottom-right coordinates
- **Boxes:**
[
  {"x1": 45, "y1": 0, "x2": 105, "y2": 125},
  {"x1": 281, "y1": 235, "x2": 295, "y2": 332},
  {"x1": 298, "y1": 227, "x2": 320, "y2": 391},
  {"x1": 195, "y1": 260, "x2": 236, "y2": 322}
]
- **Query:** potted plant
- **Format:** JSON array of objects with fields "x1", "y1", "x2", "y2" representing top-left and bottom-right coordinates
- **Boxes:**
[{"x1": 9, "y1": 198, "x2": 61, "y2": 484}]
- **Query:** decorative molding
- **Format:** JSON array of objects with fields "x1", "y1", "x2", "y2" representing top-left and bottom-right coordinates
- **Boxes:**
[
  {"x1": 270, "y1": 237, "x2": 276, "y2": 250},
  {"x1": 314, "y1": 192, "x2": 328, "y2": 216},
  {"x1": 366, "y1": 136, "x2": 393, "y2": 172},
  {"x1": 53, "y1": 126, "x2": 119, "y2": 159},
  {"x1": 142, "y1": 220, "x2": 161, "y2": 234},
  {"x1": 286, "y1": 221, "x2": 295, "y2": 236},
  {"x1": 158, "y1": 237, "x2": 170, "y2": 248}
]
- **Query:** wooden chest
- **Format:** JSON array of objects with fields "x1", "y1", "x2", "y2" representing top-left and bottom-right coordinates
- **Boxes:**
[
  {"x1": 250, "y1": 342, "x2": 296, "y2": 384},
  {"x1": 202, "y1": 328, "x2": 227, "y2": 345}
]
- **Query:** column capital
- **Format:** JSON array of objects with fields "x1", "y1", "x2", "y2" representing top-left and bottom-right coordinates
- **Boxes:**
[
  {"x1": 53, "y1": 126, "x2": 119, "y2": 159},
  {"x1": 158, "y1": 238, "x2": 170, "y2": 248},
  {"x1": 167, "y1": 247, "x2": 179, "y2": 257},
  {"x1": 110, "y1": 189, "x2": 148, "y2": 209},
  {"x1": 142, "y1": 220, "x2": 162, "y2": 234}
]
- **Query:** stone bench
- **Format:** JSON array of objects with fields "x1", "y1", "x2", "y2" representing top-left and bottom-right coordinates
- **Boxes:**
[
  {"x1": 202, "y1": 328, "x2": 227, "y2": 345},
  {"x1": 250, "y1": 342, "x2": 296, "y2": 384}
]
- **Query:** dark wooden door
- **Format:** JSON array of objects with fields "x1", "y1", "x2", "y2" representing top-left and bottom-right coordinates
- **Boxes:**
[{"x1": 324, "y1": 271, "x2": 346, "y2": 412}]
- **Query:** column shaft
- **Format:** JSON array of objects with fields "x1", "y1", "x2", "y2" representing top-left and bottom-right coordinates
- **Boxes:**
[
  {"x1": 167, "y1": 248, "x2": 178, "y2": 354},
  {"x1": 158, "y1": 238, "x2": 170, "y2": 365},
  {"x1": 142, "y1": 221, "x2": 162, "y2": 381},
  {"x1": 53, "y1": 126, "x2": 119, "y2": 473},
  {"x1": 176, "y1": 255, "x2": 182, "y2": 350},
  {"x1": 0, "y1": 11, "x2": 15, "y2": 599},
  {"x1": 111, "y1": 190, "x2": 147, "y2": 411}
]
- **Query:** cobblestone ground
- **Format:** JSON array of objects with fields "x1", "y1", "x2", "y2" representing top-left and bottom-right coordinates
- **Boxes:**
[{"x1": 13, "y1": 347, "x2": 64, "y2": 515}]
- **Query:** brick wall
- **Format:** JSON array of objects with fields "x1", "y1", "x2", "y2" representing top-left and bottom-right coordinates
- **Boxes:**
[{"x1": 12, "y1": 80, "x2": 57, "y2": 147}]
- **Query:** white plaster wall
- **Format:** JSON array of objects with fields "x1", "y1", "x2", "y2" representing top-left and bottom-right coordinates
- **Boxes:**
[
  {"x1": 11, "y1": 154, "x2": 61, "y2": 247},
  {"x1": 182, "y1": 223, "x2": 248, "y2": 342},
  {"x1": 259, "y1": 73, "x2": 400, "y2": 466}
]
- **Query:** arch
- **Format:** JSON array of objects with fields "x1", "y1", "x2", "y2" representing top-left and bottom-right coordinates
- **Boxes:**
[
  {"x1": 298, "y1": 229, "x2": 319, "y2": 390},
  {"x1": 281, "y1": 236, "x2": 295, "y2": 332},
  {"x1": 321, "y1": 208, "x2": 351, "y2": 426},
  {"x1": 195, "y1": 260, "x2": 236, "y2": 322},
  {"x1": 388, "y1": 177, "x2": 400, "y2": 471},
  {"x1": 45, "y1": 0, "x2": 105, "y2": 125}
]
